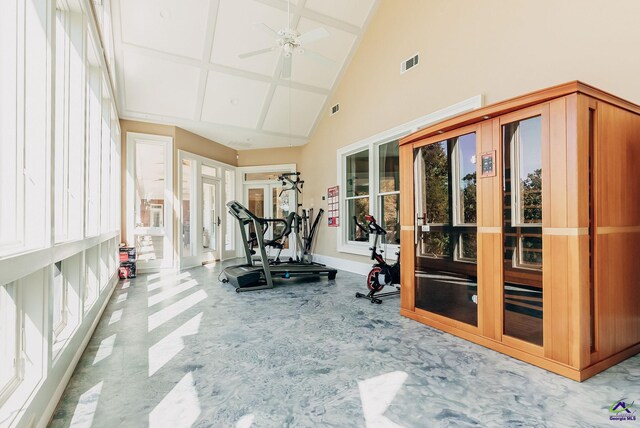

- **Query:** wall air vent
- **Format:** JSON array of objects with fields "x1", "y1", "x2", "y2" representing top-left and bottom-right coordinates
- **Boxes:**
[
  {"x1": 401, "y1": 53, "x2": 419, "y2": 74},
  {"x1": 330, "y1": 103, "x2": 340, "y2": 116}
]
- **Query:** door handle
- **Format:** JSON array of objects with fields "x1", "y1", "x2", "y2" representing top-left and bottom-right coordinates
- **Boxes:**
[{"x1": 217, "y1": 216, "x2": 221, "y2": 227}]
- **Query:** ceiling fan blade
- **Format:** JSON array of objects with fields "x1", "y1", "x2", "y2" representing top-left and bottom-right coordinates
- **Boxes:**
[
  {"x1": 281, "y1": 56, "x2": 292, "y2": 79},
  {"x1": 238, "y1": 46, "x2": 277, "y2": 59},
  {"x1": 301, "y1": 48, "x2": 335, "y2": 66},
  {"x1": 256, "y1": 22, "x2": 279, "y2": 38},
  {"x1": 297, "y1": 27, "x2": 329, "y2": 45}
]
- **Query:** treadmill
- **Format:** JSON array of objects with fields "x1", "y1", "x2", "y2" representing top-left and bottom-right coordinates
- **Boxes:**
[{"x1": 223, "y1": 201, "x2": 337, "y2": 292}]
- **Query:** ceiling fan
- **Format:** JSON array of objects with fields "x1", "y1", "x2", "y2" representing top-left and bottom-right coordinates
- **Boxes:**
[{"x1": 238, "y1": 0, "x2": 334, "y2": 79}]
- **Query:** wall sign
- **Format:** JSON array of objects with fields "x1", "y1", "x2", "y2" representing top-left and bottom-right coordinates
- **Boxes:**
[
  {"x1": 481, "y1": 150, "x2": 496, "y2": 177},
  {"x1": 327, "y1": 186, "x2": 340, "y2": 227}
]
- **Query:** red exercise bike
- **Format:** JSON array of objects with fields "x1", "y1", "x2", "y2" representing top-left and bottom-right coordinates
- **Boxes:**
[{"x1": 353, "y1": 215, "x2": 400, "y2": 304}]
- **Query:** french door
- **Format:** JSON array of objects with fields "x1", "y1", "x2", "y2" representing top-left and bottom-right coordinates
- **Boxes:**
[{"x1": 202, "y1": 178, "x2": 221, "y2": 263}]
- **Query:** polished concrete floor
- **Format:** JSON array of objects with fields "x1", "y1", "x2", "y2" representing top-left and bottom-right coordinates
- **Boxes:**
[{"x1": 51, "y1": 261, "x2": 640, "y2": 427}]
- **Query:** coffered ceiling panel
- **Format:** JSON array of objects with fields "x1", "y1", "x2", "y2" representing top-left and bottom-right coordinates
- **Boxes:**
[
  {"x1": 120, "y1": 0, "x2": 211, "y2": 59},
  {"x1": 262, "y1": 86, "x2": 327, "y2": 136},
  {"x1": 112, "y1": 0, "x2": 381, "y2": 149},
  {"x1": 123, "y1": 50, "x2": 201, "y2": 119},
  {"x1": 201, "y1": 71, "x2": 270, "y2": 128}
]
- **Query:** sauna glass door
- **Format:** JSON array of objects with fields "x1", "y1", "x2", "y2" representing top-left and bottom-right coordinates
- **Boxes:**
[
  {"x1": 414, "y1": 133, "x2": 478, "y2": 327},
  {"x1": 502, "y1": 115, "x2": 543, "y2": 346}
]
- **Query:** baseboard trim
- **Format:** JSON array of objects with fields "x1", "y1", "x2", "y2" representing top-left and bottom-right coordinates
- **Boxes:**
[
  {"x1": 312, "y1": 254, "x2": 372, "y2": 276},
  {"x1": 40, "y1": 273, "x2": 120, "y2": 427}
]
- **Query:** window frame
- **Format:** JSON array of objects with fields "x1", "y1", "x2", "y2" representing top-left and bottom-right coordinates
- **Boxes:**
[
  {"x1": 0, "y1": 282, "x2": 23, "y2": 406},
  {"x1": 336, "y1": 95, "x2": 483, "y2": 257}
]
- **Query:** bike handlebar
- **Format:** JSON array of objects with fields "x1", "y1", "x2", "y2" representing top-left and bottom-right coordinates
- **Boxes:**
[{"x1": 352, "y1": 215, "x2": 386, "y2": 235}]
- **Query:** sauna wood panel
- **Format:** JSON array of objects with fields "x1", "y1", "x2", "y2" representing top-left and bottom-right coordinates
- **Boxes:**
[
  {"x1": 477, "y1": 121, "x2": 501, "y2": 228},
  {"x1": 549, "y1": 98, "x2": 568, "y2": 228},
  {"x1": 596, "y1": 103, "x2": 640, "y2": 227},
  {"x1": 478, "y1": 232, "x2": 502, "y2": 340},
  {"x1": 399, "y1": 144, "x2": 415, "y2": 311}
]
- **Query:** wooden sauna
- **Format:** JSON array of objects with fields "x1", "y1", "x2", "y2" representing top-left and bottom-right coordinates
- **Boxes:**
[{"x1": 398, "y1": 81, "x2": 640, "y2": 381}]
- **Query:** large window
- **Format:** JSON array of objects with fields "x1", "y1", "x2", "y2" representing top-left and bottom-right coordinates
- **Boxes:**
[
  {"x1": 0, "y1": 283, "x2": 21, "y2": 403},
  {"x1": 341, "y1": 140, "x2": 400, "y2": 252},
  {"x1": 52, "y1": 262, "x2": 68, "y2": 338},
  {"x1": 0, "y1": 0, "x2": 49, "y2": 256}
]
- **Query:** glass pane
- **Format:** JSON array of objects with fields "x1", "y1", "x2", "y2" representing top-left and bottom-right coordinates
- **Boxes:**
[
  {"x1": 503, "y1": 116, "x2": 543, "y2": 346},
  {"x1": 272, "y1": 187, "x2": 291, "y2": 249},
  {"x1": 458, "y1": 233, "x2": 477, "y2": 262},
  {"x1": 420, "y1": 142, "x2": 449, "y2": 224},
  {"x1": 456, "y1": 133, "x2": 477, "y2": 224},
  {"x1": 135, "y1": 142, "x2": 165, "y2": 228},
  {"x1": 348, "y1": 197, "x2": 369, "y2": 242},
  {"x1": 346, "y1": 150, "x2": 369, "y2": 197},
  {"x1": 85, "y1": 246, "x2": 99, "y2": 310},
  {"x1": 202, "y1": 165, "x2": 217, "y2": 177},
  {"x1": 202, "y1": 183, "x2": 216, "y2": 251},
  {"x1": 379, "y1": 140, "x2": 399, "y2": 193},
  {"x1": 182, "y1": 159, "x2": 192, "y2": 257},
  {"x1": 135, "y1": 234, "x2": 164, "y2": 261},
  {"x1": 53, "y1": 262, "x2": 64, "y2": 333},
  {"x1": 0, "y1": 0, "x2": 19, "y2": 247},
  {"x1": 224, "y1": 170, "x2": 235, "y2": 252},
  {"x1": 0, "y1": 283, "x2": 18, "y2": 390},
  {"x1": 54, "y1": 11, "x2": 68, "y2": 242},
  {"x1": 380, "y1": 194, "x2": 400, "y2": 245},
  {"x1": 245, "y1": 171, "x2": 283, "y2": 181},
  {"x1": 414, "y1": 139, "x2": 478, "y2": 327},
  {"x1": 247, "y1": 188, "x2": 265, "y2": 238}
]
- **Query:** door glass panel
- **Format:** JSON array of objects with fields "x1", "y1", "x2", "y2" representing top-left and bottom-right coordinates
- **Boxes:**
[
  {"x1": 379, "y1": 193, "x2": 400, "y2": 245},
  {"x1": 224, "y1": 170, "x2": 235, "y2": 252},
  {"x1": 135, "y1": 143, "x2": 164, "y2": 229},
  {"x1": 203, "y1": 182, "x2": 216, "y2": 252},
  {"x1": 414, "y1": 134, "x2": 478, "y2": 327},
  {"x1": 503, "y1": 116, "x2": 543, "y2": 346},
  {"x1": 181, "y1": 159, "x2": 192, "y2": 257},
  {"x1": 247, "y1": 188, "x2": 265, "y2": 237},
  {"x1": 272, "y1": 187, "x2": 291, "y2": 249}
]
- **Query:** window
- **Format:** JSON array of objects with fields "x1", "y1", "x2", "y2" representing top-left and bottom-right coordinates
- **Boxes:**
[
  {"x1": 54, "y1": 9, "x2": 70, "y2": 242},
  {"x1": 345, "y1": 149, "x2": 370, "y2": 242},
  {"x1": 86, "y1": 64, "x2": 102, "y2": 237},
  {"x1": 378, "y1": 141, "x2": 400, "y2": 245},
  {"x1": 0, "y1": 283, "x2": 21, "y2": 402},
  {"x1": 0, "y1": 0, "x2": 49, "y2": 256},
  {"x1": 101, "y1": 95, "x2": 112, "y2": 234},
  {"x1": 52, "y1": 262, "x2": 68, "y2": 337},
  {"x1": 85, "y1": 245, "x2": 99, "y2": 312},
  {"x1": 202, "y1": 164, "x2": 217, "y2": 178},
  {"x1": 452, "y1": 133, "x2": 477, "y2": 262}
]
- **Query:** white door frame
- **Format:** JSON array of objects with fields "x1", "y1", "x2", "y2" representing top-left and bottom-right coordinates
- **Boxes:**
[{"x1": 126, "y1": 132, "x2": 174, "y2": 272}]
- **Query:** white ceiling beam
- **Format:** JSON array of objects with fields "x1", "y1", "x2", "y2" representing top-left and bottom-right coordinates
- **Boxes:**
[{"x1": 194, "y1": 0, "x2": 221, "y2": 122}]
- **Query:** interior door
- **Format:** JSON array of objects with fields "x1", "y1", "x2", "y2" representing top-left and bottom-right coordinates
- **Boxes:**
[{"x1": 202, "y1": 178, "x2": 221, "y2": 262}]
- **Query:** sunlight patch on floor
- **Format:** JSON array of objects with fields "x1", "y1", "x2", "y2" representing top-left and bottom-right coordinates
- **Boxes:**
[
  {"x1": 147, "y1": 279, "x2": 199, "y2": 308},
  {"x1": 148, "y1": 312, "x2": 203, "y2": 376},
  {"x1": 108, "y1": 309, "x2": 123, "y2": 325},
  {"x1": 149, "y1": 372, "x2": 200, "y2": 427},
  {"x1": 359, "y1": 371, "x2": 407, "y2": 428},
  {"x1": 69, "y1": 381, "x2": 103, "y2": 428},
  {"x1": 93, "y1": 334, "x2": 117, "y2": 365},
  {"x1": 147, "y1": 290, "x2": 207, "y2": 332}
]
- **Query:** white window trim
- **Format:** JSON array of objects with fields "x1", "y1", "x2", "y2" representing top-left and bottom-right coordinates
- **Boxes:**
[
  {"x1": 0, "y1": 282, "x2": 23, "y2": 406},
  {"x1": 336, "y1": 95, "x2": 483, "y2": 257}
]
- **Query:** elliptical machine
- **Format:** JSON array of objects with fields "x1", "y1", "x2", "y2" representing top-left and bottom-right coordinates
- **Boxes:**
[{"x1": 354, "y1": 215, "x2": 400, "y2": 304}]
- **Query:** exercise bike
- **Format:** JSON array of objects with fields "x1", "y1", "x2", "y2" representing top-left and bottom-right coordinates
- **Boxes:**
[{"x1": 353, "y1": 215, "x2": 400, "y2": 304}]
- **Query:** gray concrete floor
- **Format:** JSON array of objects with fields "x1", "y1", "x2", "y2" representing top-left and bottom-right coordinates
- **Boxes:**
[{"x1": 50, "y1": 261, "x2": 640, "y2": 427}]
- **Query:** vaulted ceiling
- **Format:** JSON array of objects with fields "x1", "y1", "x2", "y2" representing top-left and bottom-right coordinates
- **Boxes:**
[{"x1": 111, "y1": 0, "x2": 380, "y2": 149}]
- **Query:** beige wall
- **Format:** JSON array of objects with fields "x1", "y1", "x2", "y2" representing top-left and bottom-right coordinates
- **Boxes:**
[
  {"x1": 300, "y1": 0, "x2": 640, "y2": 264},
  {"x1": 175, "y1": 127, "x2": 238, "y2": 167},
  {"x1": 237, "y1": 146, "x2": 302, "y2": 167}
]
